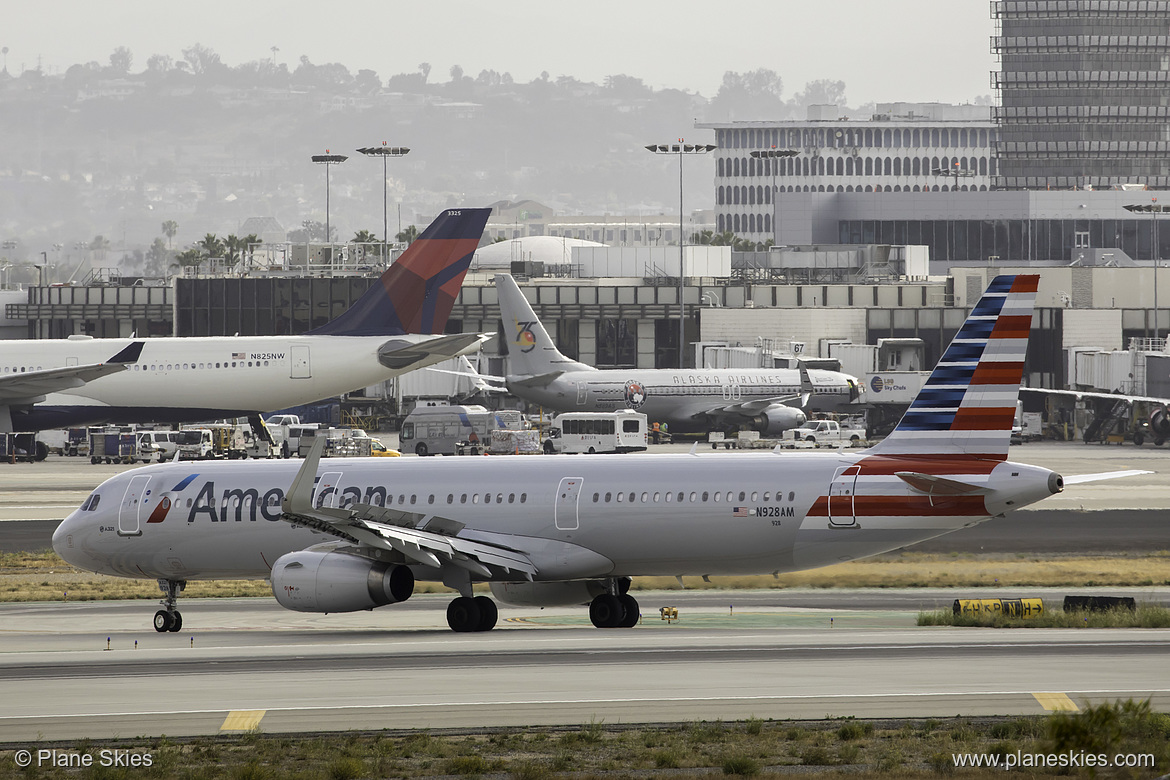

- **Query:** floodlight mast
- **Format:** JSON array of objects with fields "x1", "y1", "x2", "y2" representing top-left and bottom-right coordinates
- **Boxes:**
[
  {"x1": 750, "y1": 148, "x2": 799, "y2": 248},
  {"x1": 644, "y1": 142, "x2": 717, "y2": 368},
  {"x1": 1124, "y1": 199, "x2": 1168, "y2": 341},
  {"x1": 310, "y1": 152, "x2": 348, "y2": 247},
  {"x1": 358, "y1": 144, "x2": 411, "y2": 259}
]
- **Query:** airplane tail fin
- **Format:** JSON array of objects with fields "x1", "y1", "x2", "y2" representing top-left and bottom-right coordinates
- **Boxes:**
[
  {"x1": 494, "y1": 273, "x2": 594, "y2": 377},
  {"x1": 308, "y1": 208, "x2": 491, "y2": 337},
  {"x1": 867, "y1": 274, "x2": 1039, "y2": 461}
]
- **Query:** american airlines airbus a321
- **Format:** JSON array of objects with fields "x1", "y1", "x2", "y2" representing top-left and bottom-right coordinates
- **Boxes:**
[
  {"x1": 0, "y1": 208, "x2": 492, "y2": 432},
  {"x1": 53, "y1": 275, "x2": 1146, "y2": 633}
]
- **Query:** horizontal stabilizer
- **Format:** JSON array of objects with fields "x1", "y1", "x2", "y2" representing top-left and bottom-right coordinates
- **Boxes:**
[
  {"x1": 895, "y1": 471, "x2": 991, "y2": 496},
  {"x1": 1062, "y1": 469, "x2": 1152, "y2": 485},
  {"x1": 377, "y1": 332, "x2": 489, "y2": 370},
  {"x1": 507, "y1": 371, "x2": 564, "y2": 389}
]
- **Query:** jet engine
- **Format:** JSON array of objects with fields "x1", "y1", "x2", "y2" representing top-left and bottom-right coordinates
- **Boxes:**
[
  {"x1": 271, "y1": 550, "x2": 414, "y2": 613},
  {"x1": 1149, "y1": 405, "x2": 1170, "y2": 443},
  {"x1": 752, "y1": 405, "x2": 807, "y2": 435},
  {"x1": 490, "y1": 580, "x2": 612, "y2": 607}
]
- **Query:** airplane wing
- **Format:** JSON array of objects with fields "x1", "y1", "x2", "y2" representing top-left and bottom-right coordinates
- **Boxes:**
[
  {"x1": 376, "y1": 332, "x2": 490, "y2": 371},
  {"x1": 280, "y1": 438, "x2": 537, "y2": 579},
  {"x1": 713, "y1": 365, "x2": 814, "y2": 414},
  {"x1": 712, "y1": 394, "x2": 803, "y2": 416},
  {"x1": 1020, "y1": 387, "x2": 1170, "y2": 406},
  {"x1": 425, "y1": 356, "x2": 508, "y2": 393},
  {"x1": 0, "y1": 342, "x2": 143, "y2": 404}
]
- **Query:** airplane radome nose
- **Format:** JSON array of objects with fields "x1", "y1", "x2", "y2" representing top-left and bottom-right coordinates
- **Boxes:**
[{"x1": 52, "y1": 514, "x2": 82, "y2": 565}]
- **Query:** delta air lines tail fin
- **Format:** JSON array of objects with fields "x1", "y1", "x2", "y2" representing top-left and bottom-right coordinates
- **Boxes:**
[
  {"x1": 309, "y1": 208, "x2": 491, "y2": 337},
  {"x1": 494, "y1": 273, "x2": 595, "y2": 377},
  {"x1": 867, "y1": 274, "x2": 1039, "y2": 461}
]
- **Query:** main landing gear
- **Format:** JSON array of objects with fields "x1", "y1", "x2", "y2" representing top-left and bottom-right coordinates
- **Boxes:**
[
  {"x1": 589, "y1": 578, "x2": 639, "y2": 628},
  {"x1": 446, "y1": 595, "x2": 498, "y2": 632},
  {"x1": 153, "y1": 578, "x2": 186, "y2": 632}
]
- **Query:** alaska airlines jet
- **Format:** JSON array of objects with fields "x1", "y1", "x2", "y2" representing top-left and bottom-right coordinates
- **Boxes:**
[
  {"x1": 494, "y1": 274, "x2": 860, "y2": 434},
  {"x1": 53, "y1": 274, "x2": 1146, "y2": 633},
  {"x1": 0, "y1": 208, "x2": 491, "y2": 432}
]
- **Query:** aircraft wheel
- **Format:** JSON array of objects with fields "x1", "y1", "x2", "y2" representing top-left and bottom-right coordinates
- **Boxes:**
[
  {"x1": 1156, "y1": 438, "x2": 1165, "y2": 446},
  {"x1": 153, "y1": 610, "x2": 173, "y2": 633},
  {"x1": 589, "y1": 594, "x2": 623, "y2": 628},
  {"x1": 618, "y1": 594, "x2": 640, "y2": 628},
  {"x1": 167, "y1": 611, "x2": 183, "y2": 632},
  {"x1": 474, "y1": 596, "x2": 498, "y2": 631},
  {"x1": 415, "y1": 442, "x2": 429, "y2": 457},
  {"x1": 446, "y1": 596, "x2": 482, "y2": 632},
  {"x1": 1135, "y1": 432, "x2": 1145, "y2": 446}
]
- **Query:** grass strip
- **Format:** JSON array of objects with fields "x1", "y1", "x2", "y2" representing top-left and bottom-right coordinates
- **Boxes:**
[
  {"x1": 918, "y1": 602, "x2": 1170, "y2": 628},
  {"x1": 4, "y1": 550, "x2": 1170, "y2": 603},
  {"x1": 0, "y1": 702, "x2": 1167, "y2": 779}
]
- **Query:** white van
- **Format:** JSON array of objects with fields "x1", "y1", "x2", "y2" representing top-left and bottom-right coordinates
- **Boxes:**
[
  {"x1": 543, "y1": 410, "x2": 648, "y2": 454},
  {"x1": 399, "y1": 405, "x2": 525, "y2": 456},
  {"x1": 137, "y1": 430, "x2": 180, "y2": 461}
]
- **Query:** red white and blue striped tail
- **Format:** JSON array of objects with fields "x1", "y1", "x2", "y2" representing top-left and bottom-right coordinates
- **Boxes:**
[{"x1": 867, "y1": 274, "x2": 1039, "y2": 461}]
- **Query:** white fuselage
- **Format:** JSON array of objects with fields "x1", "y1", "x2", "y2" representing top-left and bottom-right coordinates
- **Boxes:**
[
  {"x1": 508, "y1": 368, "x2": 858, "y2": 432},
  {"x1": 3, "y1": 334, "x2": 433, "y2": 429},
  {"x1": 53, "y1": 450, "x2": 1059, "y2": 583}
]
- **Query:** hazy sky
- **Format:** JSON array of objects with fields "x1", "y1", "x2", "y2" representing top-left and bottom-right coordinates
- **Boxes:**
[{"x1": 4, "y1": 1, "x2": 996, "y2": 105}]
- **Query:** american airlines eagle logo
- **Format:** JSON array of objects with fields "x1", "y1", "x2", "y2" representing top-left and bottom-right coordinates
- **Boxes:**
[
  {"x1": 624, "y1": 380, "x2": 647, "y2": 408},
  {"x1": 515, "y1": 321, "x2": 537, "y2": 353}
]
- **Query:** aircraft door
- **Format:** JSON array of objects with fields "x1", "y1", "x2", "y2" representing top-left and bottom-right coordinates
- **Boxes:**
[
  {"x1": 316, "y1": 471, "x2": 344, "y2": 509},
  {"x1": 118, "y1": 474, "x2": 152, "y2": 536},
  {"x1": 555, "y1": 477, "x2": 583, "y2": 531},
  {"x1": 576, "y1": 382, "x2": 588, "y2": 405},
  {"x1": 291, "y1": 345, "x2": 311, "y2": 379},
  {"x1": 827, "y1": 465, "x2": 860, "y2": 528}
]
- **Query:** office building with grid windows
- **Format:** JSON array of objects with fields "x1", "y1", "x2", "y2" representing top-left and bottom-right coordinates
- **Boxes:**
[{"x1": 992, "y1": 0, "x2": 1170, "y2": 189}]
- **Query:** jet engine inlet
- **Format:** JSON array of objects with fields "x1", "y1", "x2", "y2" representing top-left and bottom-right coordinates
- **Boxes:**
[{"x1": 271, "y1": 550, "x2": 414, "y2": 613}]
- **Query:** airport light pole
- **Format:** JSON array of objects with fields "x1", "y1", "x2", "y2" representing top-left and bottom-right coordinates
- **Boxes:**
[
  {"x1": 644, "y1": 141, "x2": 716, "y2": 368},
  {"x1": 932, "y1": 163, "x2": 976, "y2": 262},
  {"x1": 1124, "y1": 199, "x2": 1168, "y2": 341},
  {"x1": 311, "y1": 152, "x2": 348, "y2": 248},
  {"x1": 357, "y1": 143, "x2": 410, "y2": 263},
  {"x1": 750, "y1": 148, "x2": 799, "y2": 247}
]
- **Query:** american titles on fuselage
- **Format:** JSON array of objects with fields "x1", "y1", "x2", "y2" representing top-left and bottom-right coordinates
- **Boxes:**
[{"x1": 88, "y1": 475, "x2": 804, "y2": 527}]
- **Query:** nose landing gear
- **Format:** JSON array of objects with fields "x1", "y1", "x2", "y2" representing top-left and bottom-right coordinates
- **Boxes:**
[{"x1": 153, "y1": 578, "x2": 186, "y2": 632}]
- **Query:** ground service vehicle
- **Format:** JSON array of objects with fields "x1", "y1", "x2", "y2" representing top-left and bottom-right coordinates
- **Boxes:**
[
  {"x1": 399, "y1": 405, "x2": 525, "y2": 456},
  {"x1": 543, "y1": 410, "x2": 648, "y2": 454},
  {"x1": 788, "y1": 419, "x2": 864, "y2": 447}
]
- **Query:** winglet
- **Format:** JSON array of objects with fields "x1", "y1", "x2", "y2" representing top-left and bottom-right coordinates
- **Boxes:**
[
  {"x1": 107, "y1": 341, "x2": 145, "y2": 364},
  {"x1": 283, "y1": 436, "x2": 326, "y2": 515},
  {"x1": 798, "y1": 365, "x2": 813, "y2": 407}
]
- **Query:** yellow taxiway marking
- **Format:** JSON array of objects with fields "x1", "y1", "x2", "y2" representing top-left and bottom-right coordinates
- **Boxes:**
[
  {"x1": 1032, "y1": 693, "x2": 1078, "y2": 712},
  {"x1": 220, "y1": 710, "x2": 266, "y2": 731}
]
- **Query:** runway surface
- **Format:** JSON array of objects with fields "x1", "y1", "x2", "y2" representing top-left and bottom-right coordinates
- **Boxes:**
[{"x1": 1, "y1": 594, "x2": 1168, "y2": 741}]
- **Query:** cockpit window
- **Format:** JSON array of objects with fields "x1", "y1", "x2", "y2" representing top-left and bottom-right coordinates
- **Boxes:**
[{"x1": 80, "y1": 493, "x2": 101, "y2": 512}]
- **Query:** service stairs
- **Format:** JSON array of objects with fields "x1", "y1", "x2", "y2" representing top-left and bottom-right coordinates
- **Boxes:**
[{"x1": 1082, "y1": 398, "x2": 1131, "y2": 443}]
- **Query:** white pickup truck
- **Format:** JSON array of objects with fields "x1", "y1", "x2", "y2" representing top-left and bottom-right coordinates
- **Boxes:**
[{"x1": 786, "y1": 419, "x2": 865, "y2": 448}]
